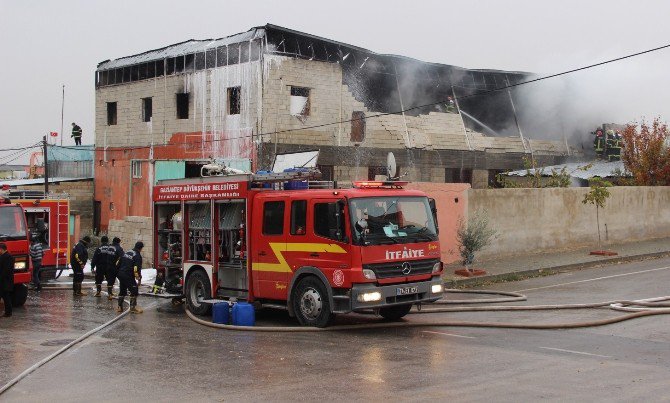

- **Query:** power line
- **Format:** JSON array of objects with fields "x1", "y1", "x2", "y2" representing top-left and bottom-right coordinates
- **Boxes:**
[{"x1": 53, "y1": 42, "x2": 670, "y2": 152}]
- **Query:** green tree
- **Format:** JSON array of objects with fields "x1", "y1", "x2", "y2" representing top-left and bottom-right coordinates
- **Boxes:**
[
  {"x1": 456, "y1": 210, "x2": 497, "y2": 271},
  {"x1": 581, "y1": 177, "x2": 612, "y2": 250}
]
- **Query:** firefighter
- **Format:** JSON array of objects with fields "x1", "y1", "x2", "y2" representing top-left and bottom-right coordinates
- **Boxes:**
[
  {"x1": 70, "y1": 236, "x2": 91, "y2": 296},
  {"x1": 0, "y1": 243, "x2": 14, "y2": 317},
  {"x1": 71, "y1": 122, "x2": 83, "y2": 146},
  {"x1": 593, "y1": 129, "x2": 605, "y2": 156},
  {"x1": 107, "y1": 237, "x2": 123, "y2": 300},
  {"x1": 30, "y1": 237, "x2": 44, "y2": 291},
  {"x1": 91, "y1": 236, "x2": 118, "y2": 297},
  {"x1": 116, "y1": 241, "x2": 144, "y2": 314}
]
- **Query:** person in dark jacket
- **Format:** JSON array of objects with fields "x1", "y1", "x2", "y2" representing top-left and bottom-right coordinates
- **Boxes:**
[
  {"x1": 70, "y1": 236, "x2": 91, "y2": 296},
  {"x1": 71, "y1": 122, "x2": 83, "y2": 146},
  {"x1": 106, "y1": 237, "x2": 124, "y2": 300},
  {"x1": 116, "y1": 241, "x2": 144, "y2": 314},
  {"x1": 30, "y1": 237, "x2": 45, "y2": 291},
  {"x1": 0, "y1": 243, "x2": 15, "y2": 317},
  {"x1": 91, "y1": 236, "x2": 111, "y2": 297}
]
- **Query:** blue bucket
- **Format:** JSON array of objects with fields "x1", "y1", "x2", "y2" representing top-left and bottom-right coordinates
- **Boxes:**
[
  {"x1": 212, "y1": 301, "x2": 230, "y2": 324},
  {"x1": 231, "y1": 302, "x2": 255, "y2": 326},
  {"x1": 283, "y1": 168, "x2": 309, "y2": 190}
]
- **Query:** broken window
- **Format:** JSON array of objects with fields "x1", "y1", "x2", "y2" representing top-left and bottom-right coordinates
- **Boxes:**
[
  {"x1": 227, "y1": 87, "x2": 241, "y2": 115},
  {"x1": 107, "y1": 102, "x2": 117, "y2": 126},
  {"x1": 166, "y1": 58, "x2": 175, "y2": 75},
  {"x1": 228, "y1": 43, "x2": 240, "y2": 65},
  {"x1": 142, "y1": 97, "x2": 152, "y2": 122},
  {"x1": 290, "y1": 86, "x2": 310, "y2": 120},
  {"x1": 240, "y1": 42, "x2": 250, "y2": 63},
  {"x1": 155, "y1": 60, "x2": 164, "y2": 77},
  {"x1": 176, "y1": 93, "x2": 189, "y2": 119},
  {"x1": 184, "y1": 54, "x2": 195, "y2": 72},
  {"x1": 194, "y1": 52, "x2": 205, "y2": 70},
  {"x1": 350, "y1": 111, "x2": 365, "y2": 142},
  {"x1": 250, "y1": 40, "x2": 261, "y2": 61},
  {"x1": 216, "y1": 46, "x2": 228, "y2": 67},
  {"x1": 131, "y1": 161, "x2": 142, "y2": 178},
  {"x1": 175, "y1": 56, "x2": 185, "y2": 73},
  {"x1": 206, "y1": 49, "x2": 216, "y2": 69}
]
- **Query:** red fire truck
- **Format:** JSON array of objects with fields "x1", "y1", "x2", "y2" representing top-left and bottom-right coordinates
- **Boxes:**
[
  {"x1": 153, "y1": 171, "x2": 444, "y2": 327},
  {"x1": 0, "y1": 199, "x2": 31, "y2": 306}
]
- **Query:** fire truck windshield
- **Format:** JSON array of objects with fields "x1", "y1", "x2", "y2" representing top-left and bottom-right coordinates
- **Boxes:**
[
  {"x1": 349, "y1": 196, "x2": 438, "y2": 245},
  {"x1": 0, "y1": 205, "x2": 27, "y2": 240}
]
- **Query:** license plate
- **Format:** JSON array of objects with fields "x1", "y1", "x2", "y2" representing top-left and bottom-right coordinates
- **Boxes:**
[{"x1": 396, "y1": 286, "x2": 418, "y2": 296}]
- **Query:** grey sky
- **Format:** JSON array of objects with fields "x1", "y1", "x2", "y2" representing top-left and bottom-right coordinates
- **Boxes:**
[{"x1": 1, "y1": 0, "x2": 669, "y2": 162}]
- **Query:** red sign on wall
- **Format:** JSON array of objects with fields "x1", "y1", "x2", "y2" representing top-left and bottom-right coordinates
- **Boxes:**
[{"x1": 153, "y1": 181, "x2": 247, "y2": 201}]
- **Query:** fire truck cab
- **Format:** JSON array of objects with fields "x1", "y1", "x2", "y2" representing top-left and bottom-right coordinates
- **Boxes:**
[
  {"x1": 153, "y1": 172, "x2": 444, "y2": 327},
  {"x1": 0, "y1": 199, "x2": 31, "y2": 306}
]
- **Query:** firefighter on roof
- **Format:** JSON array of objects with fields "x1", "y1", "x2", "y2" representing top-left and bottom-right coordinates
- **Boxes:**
[
  {"x1": 116, "y1": 241, "x2": 144, "y2": 314},
  {"x1": 70, "y1": 236, "x2": 91, "y2": 296}
]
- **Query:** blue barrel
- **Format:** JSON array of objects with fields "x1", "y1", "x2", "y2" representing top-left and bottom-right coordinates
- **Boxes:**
[
  {"x1": 231, "y1": 302, "x2": 255, "y2": 326},
  {"x1": 283, "y1": 168, "x2": 309, "y2": 190},
  {"x1": 255, "y1": 171, "x2": 273, "y2": 188},
  {"x1": 212, "y1": 301, "x2": 230, "y2": 324}
]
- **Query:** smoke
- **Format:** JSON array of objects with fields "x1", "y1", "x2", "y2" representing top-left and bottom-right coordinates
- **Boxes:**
[{"x1": 507, "y1": 50, "x2": 670, "y2": 154}]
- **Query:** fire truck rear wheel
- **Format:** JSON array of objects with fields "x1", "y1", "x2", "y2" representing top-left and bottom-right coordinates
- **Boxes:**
[
  {"x1": 379, "y1": 304, "x2": 412, "y2": 321},
  {"x1": 292, "y1": 276, "x2": 333, "y2": 328},
  {"x1": 186, "y1": 270, "x2": 211, "y2": 316},
  {"x1": 13, "y1": 284, "x2": 28, "y2": 307}
]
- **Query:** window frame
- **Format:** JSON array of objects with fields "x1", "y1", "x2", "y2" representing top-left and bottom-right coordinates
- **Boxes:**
[
  {"x1": 131, "y1": 160, "x2": 142, "y2": 179},
  {"x1": 142, "y1": 97, "x2": 152, "y2": 122},
  {"x1": 106, "y1": 102, "x2": 117, "y2": 126}
]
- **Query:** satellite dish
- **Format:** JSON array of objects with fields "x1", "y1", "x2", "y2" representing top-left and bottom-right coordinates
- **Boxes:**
[{"x1": 386, "y1": 152, "x2": 397, "y2": 180}]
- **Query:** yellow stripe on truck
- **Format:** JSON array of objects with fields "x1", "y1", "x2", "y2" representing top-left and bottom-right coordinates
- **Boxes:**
[{"x1": 252, "y1": 243, "x2": 346, "y2": 273}]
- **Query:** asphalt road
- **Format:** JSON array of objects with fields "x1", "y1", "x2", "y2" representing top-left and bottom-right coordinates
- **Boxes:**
[{"x1": 2, "y1": 257, "x2": 670, "y2": 402}]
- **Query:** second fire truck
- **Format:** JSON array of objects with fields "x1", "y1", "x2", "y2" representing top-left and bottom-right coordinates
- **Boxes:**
[{"x1": 153, "y1": 171, "x2": 444, "y2": 327}]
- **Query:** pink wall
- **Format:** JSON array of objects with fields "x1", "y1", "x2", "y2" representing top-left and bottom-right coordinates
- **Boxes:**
[{"x1": 406, "y1": 182, "x2": 470, "y2": 264}]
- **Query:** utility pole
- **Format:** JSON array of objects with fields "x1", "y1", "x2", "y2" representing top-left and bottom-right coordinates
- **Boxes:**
[
  {"x1": 60, "y1": 85, "x2": 65, "y2": 146},
  {"x1": 43, "y1": 136, "x2": 49, "y2": 194}
]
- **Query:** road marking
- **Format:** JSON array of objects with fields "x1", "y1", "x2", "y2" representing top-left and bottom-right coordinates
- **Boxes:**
[
  {"x1": 539, "y1": 347, "x2": 611, "y2": 358},
  {"x1": 516, "y1": 266, "x2": 670, "y2": 292},
  {"x1": 422, "y1": 330, "x2": 476, "y2": 339}
]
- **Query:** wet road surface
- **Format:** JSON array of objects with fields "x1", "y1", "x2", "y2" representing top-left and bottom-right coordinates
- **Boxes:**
[{"x1": 2, "y1": 258, "x2": 670, "y2": 401}]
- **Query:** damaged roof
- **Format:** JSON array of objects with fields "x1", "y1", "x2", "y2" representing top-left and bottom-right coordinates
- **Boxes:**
[
  {"x1": 96, "y1": 24, "x2": 530, "y2": 75},
  {"x1": 505, "y1": 160, "x2": 629, "y2": 180}
]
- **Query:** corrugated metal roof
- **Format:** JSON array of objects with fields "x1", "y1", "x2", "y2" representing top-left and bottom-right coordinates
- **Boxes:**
[
  {"x1": 0, "y1": 177, "x2": 92, "y2": 187},
  {"x1": 97, "y1": 28, "x2": 265, "y2": 71},
  {"x1": 506, "y1": 160, "x2": 628, "y2": 180}
]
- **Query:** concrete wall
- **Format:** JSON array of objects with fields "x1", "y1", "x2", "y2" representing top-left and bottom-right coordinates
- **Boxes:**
[
  {"x1": 108, "y1": 216, "x2": 153, "y2": 266},
  {"x1": 469, "y1": 186, "x2": 670, "y2": 259},
  {"x1": 406, "y1": 182, "x2": 470, "y2": 264}
]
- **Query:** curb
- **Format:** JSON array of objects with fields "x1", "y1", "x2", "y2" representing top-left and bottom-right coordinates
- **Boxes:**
[{"x1": 443, "y1": 250, "x2": 670, "y2": 288}]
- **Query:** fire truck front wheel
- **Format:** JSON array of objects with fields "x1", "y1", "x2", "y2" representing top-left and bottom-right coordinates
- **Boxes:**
[
  {"x1": 292, "y1": 276, "x2": 333, "y2": 328},
  {"x1": 186, "y1": 270, "x2": 212, "y2": 316},
  {"x1": 12, "y1": 284, "x2": 28, "y2": 307}
]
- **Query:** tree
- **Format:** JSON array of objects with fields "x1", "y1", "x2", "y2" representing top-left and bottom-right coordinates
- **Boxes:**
[
  {"x1": 581, "y1": 177, "x2": 612, "y2": 250},
  {"x1": 621, "y1": 118, "x2": 670, "y2": 185},
  {"x1": 456, "y1": 210, "x2": 497, "y2": 271}
]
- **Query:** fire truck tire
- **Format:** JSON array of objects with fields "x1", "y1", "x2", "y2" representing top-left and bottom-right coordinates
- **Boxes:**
[
  {"x1": 379, "y1": 304, "x2": 413, "y2": 321},
  {"x1": 292, "y1": 276, "x2": 334, "y2": 328},
  {"x1": 12, "y1": 284, "x2": 28, "y2": 307},
  {"x1": 186, "y1": 270, "x2": 211, "y2": 316}
]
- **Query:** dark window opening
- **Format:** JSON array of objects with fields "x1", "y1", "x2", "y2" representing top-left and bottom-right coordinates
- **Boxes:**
[
  {"x1": 130, "y1": 65, "x2": 139, "y2": 81},
  {"x1": 263, "y1": 201, "x2": 285, "y2": 236},
  {"x1": 107, "y1": 102, "x2": 117, "y2": 126},
  {"x1": 175, "y1": 56, "x2": 185, "y2": 73},
  {"x1": 155, "y1": 60, "x2": 164, "y2": 77},
  {"x1": 142, "y1": 97, "x2": 152, "y2": 122},
  {"x1": 138, "y1": 63, "x2": 148, "y2": 80},
  {"x1": 114, "y1": 68, "x2": 123, "y2": 84},
  {"x1": 184, "y1": 54, "x2": 195, "y2": 72},
  {"x1": 166, "y1": 58, "x2": 176, "y2": 75},
  {"x1": 228, "y1": 87, "x2": 241, "y2": 115},
  {"x1": 228, "y1": 43, "x2": 240, "y2": 65},
  {"x1": 314, "y1": 202, "x2": 345, "y2": 241},
  {"x1": 216, "y1": 46, "x2": 228, "y2": 67},
  {"x1": 176, "y1": 93, "x2": 189, "y2": 119},
  {"x1": 351, "y1": 111, "x2": 366, "y2": 142},
  {"x1": 206, "y1": 49, "x2": 216, "y2": 69},
  {"x1": 445, "y1": 168, "x2": 472, "y2": 184},
  {"x1": 317, "y1": 165, "x2": 334, "y2": 181},
  {"x1": 100, "y1": 71, "x2": 108, "y2": 86},
  {"x1": 147, "y1": 61, "x2": 156, "y2": 78},
  {"x1": 185, "y1": 162, "x2": 204, "y2": 178},
  {"x1": 290, "y1": 200, "x2": 307, "y2": 235},
  {"x1": 291, "y1": 86, "x2": 310, "y2": 97},
  {"x1": 123, "y1": 67, "x2": 131, "y2": 82},
  {"x1": 194, "y1": 52, "x2": 205, "y2": 70}
]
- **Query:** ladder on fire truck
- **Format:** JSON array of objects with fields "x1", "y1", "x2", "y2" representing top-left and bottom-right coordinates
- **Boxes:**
[{"x1": 54, "y1": 199, "x2": 69, "y2": 272}]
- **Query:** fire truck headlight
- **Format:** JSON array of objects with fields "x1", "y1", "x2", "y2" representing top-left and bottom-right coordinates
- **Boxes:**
[
  {"x1": 362, "y1": 269, "x2": 376, "y2": 280},
  {"x1": 431, "y1": 284, "x2": 444, "y2": 294},
  {"x1": 14, "y1": 261, "x2": 26, "y2": 270},
  {"x1": 432, "y1": 262, "x2": 442, "y2": 274},
  {"x1": 357, "y1": 291, "x2": 382, "y2": 303}
]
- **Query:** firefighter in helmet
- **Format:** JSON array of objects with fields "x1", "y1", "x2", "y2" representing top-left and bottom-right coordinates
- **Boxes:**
[
  {"x1": 70, "y1": 236, "x2": 91, "y2": 296},
  {"x1": 116, "y1": 241, "x2": 144, "y2": 314}
]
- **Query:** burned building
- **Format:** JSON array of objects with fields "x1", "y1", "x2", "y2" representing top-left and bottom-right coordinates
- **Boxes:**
[{"x1": 94, "y1": 24, "x2": 569, "y2": 231}]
